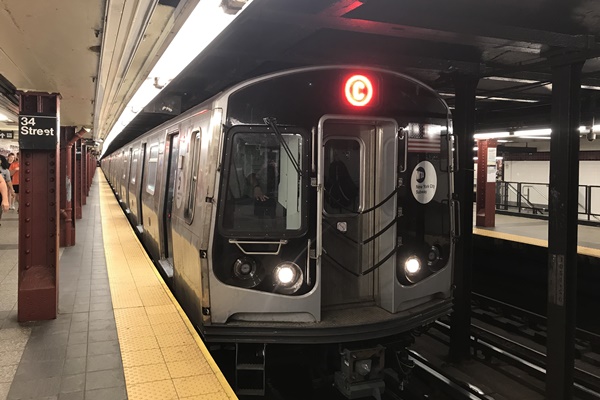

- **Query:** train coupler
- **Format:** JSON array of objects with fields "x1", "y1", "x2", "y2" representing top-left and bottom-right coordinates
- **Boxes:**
[{"x1": 334, "y1": 345, "x2": 386, "y2": 399}]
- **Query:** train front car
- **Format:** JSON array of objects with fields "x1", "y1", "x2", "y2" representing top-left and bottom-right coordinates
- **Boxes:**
[{"x1": 209, "y1": 66, "x2": 455, "y2": 395}]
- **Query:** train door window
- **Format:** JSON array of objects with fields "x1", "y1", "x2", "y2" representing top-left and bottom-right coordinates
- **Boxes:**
[
  {"x1": 130, "y1": 149, "x2": 139, "y2": 184},
  {"x1": 146, "y1": 144, "x2": 159, "y2": 195},
  {"x1": 164, "y1": 133, "x2": 179, "y2": 258},
  {"x1": 184, "y1": 130, "x2": 201, "y2": 224},
  {"x1": 324, "y1": 139, "x2": 361, "y2": 214},
  {"x1": 122, "y1": 150, "x2": 128, "y2": 180}
]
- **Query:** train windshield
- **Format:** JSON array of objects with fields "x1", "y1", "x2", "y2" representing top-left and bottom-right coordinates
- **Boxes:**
[{"x1": 219, "y1": 129, "x2": 306, "y2": 237}]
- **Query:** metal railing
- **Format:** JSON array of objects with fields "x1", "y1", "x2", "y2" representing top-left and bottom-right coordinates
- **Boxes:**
[{"x1": 495, "y1": 181, "x2": 600, "y2": 225}]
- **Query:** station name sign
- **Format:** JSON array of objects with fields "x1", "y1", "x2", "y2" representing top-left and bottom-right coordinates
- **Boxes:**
[{"x1": 19, "y1": 115, "x2": 59, "y2": 150}]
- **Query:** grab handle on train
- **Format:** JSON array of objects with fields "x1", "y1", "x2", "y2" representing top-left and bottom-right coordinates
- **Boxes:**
[
  {"x1": 452, "y1": 198, "x2": 461, "y2": 239},
  {"x1": 398, "y1": 128, "x2": 407, "y2": 173},
  {"x1": 451, "y1": 133, "x2": 459, "y2": 172}
]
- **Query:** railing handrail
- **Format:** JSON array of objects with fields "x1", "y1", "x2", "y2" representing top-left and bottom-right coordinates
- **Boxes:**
[
  {"x1": 502, "y1": 182, "x2": 545, "y2": 214},
  {"x1": 496, "y1": 180, "x2": 600, "y2": 224}
]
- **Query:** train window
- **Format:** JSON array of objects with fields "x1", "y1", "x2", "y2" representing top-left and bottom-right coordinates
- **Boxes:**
[
  {"x1": 219, "y1": 130, "x2": 306, "y2": 237},
  {"x1": 122, "y1": 150, "x2": 128, "y2": 180},
  {"x1": 184, "y1": 130, "x2": 201, "y2": 224},
  {"x1": 324, "y1": 139, "x2": 361, "y2": 214},
  {"x1": 130, "y1": 149, "x2": 138, "y2": 184},
  {"x1": 146, "y1": 144, "x2": 159, "y2": 195}
]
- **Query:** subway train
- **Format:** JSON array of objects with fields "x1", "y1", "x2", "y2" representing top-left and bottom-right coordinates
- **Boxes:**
[{"x1": 102, "y1": 65, "x2": 456, "y2": 396}]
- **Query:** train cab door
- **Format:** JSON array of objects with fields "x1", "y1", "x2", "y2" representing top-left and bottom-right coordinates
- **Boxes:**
[
  {"x1": 162, "y1": 133, "x2": 179, "y2": 271},
  {"x1": 318, "y1": 116, "x2": 398, "y2": 309}
]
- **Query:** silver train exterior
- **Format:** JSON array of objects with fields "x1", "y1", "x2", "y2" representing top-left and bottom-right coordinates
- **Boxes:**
[{"x1": 101, "y1": 65, "x2": 456, "y2": 347}]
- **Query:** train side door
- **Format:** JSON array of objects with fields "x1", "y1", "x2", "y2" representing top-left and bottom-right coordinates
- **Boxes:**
[
  {"x1": 125, "y1": 147, "x2": 133, "y2": 212},
  {"x1": 318, "y1": 117, "x2": 397, "y2": 308},
  {"x1": 137, "y1": 143, "x2": 146, "y2": 231},
  {"x1": 163, "y1": 133, "x2": 179, "y2": 264}
]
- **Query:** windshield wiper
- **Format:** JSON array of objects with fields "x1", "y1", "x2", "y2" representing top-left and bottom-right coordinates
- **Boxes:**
[{"x1": 263, "y1": 117, "x2": 303, "y2": 177}]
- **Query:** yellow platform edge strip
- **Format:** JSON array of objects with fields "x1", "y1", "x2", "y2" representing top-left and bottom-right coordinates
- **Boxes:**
[
  {"x1": 97, "y1": 171, "x2": 238, "y2": 399},
  {"x1": 474, "y1": 227, "x2": 600, "y2": 258}
]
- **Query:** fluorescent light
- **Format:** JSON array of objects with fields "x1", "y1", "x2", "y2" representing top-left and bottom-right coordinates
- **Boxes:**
[
  {"x1": 582, "y1": 85, "x2": 600, "y2": 91},
  {"x1": 484, "y1": 76, "x2": 538, "y2": 84},
  {"x1": 497, "y1": 139, "x2": 509, "y2": 143},
  {"x1": 476, "y1": 95, "x2": 538, "y2": 103},
  {"x1": 513, "y1": 128, "x2": 551, "y2": 136},
  {"x1": 101, "y1": 0, "x2": 253, "y2": 156},
  {"x1": 473, "y1": 132, "x2": 511, "y2": 139},
  {"x1": 0, "y1": 112, "x2": 8, "y2": 122},
  {"x1": 473, "y1": 146, "x2": 478, "y2": 151},
  {"x1": 518, "y1": 136, "x2": 551, "y2": 140},
  {"x1": 580, "y1": 125, "x2": 600, "y2": 133}
]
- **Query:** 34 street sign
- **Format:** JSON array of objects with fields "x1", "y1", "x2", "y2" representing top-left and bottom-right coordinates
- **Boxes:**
[{"x1": 18, "y1": 115, "x2": 59, "y2": 150}]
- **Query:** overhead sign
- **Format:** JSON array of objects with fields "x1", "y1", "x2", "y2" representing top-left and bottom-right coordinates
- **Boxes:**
[
  {"x1": 0, "y1": 131, "x2": 14, "y2": 140},
  {"x1": 18, "y1": 115, "x2": 58, "y2": 150}
]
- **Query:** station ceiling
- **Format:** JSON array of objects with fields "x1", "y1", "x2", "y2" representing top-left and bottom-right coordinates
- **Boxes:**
[{"x1": 2, "y1": 0, "x2": 600, "y2": 155}]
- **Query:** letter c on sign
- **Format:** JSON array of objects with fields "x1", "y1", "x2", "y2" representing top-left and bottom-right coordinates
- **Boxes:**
[{"x1": 345, "y1": 75, "x2": 373, "y2": 107}]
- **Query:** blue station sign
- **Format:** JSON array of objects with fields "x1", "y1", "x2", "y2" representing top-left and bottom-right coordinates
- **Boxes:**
[{"x1": 18, "y1": 115, "x2": 59, "y2": 150}]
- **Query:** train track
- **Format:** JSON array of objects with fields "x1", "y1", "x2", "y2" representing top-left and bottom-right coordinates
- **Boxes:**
[
  {"x1": 471, "y1": 292, "x2": 600, "y2": 361},
  {"x1": 419, "y1": 293, "x2": 600, "y2": 399}
]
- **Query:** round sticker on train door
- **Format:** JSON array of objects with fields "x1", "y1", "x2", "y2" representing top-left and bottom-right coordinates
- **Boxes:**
[{"x1": 411, "y1": 161, "x2": 437, "y2": 204}]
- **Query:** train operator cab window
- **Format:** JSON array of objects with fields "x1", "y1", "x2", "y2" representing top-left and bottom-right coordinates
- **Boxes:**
[
  {"x1": 219, "y1": 129, "x2": 306, "y2": 237},
  {"x1": 146, "y1": 144, "x2": 159, "y2": 195}
]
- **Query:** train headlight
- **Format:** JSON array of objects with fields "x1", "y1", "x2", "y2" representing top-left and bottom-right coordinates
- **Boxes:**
[
  {"x1": 404, "y1": 256, "x2": 422, "y2": 283},
  {"x1": 273, "y1": 262, "x2": 303, "y2": 294},
  {"x1": 232, "y1": 257, "x2": 263, "y2": 288}
]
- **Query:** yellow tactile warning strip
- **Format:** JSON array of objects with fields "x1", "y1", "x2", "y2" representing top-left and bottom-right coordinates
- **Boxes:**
[
  {"x1": 97, "y1": 173, "x2": 237, "y2": 400},
  {"x1": 473, "y1": 227, "x2": 600, "y2": 258}
]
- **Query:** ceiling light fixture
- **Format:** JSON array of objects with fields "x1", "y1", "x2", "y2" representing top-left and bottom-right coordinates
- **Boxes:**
[
  {"x1": 473, "y1": 132, "x2": 511, "y2": 139},
  {"x1": 513, "y1": 128, "x2": 551, "y2": 136},
  {"x1": 101, "y1": 0, "x2": 253, "y2": 156}
]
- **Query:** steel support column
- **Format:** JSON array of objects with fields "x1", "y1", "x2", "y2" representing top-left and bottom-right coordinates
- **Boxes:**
[
  {"x1": 545, "y1": 61, "x2": 583, "y2": 400},
  {"x1": 74, "y1": 139, "x2": 82, "y2": 219},
  {"x1": 59, "y1": 126, "x2": 76, "y2": 247},
  {"x1": 81, "y1": 144, "x2": 87, "y2": 205},
  {"x1": 449, "y1": 73, "x2": 478, "y2": 362},
  {"x1": 475, "y1": 139, "x2": 497, "y2": 227},
  {"x1": 87, "y1": 148, "x2": 94, "y2": 192},
  {"x1": 17, "y1": 93, "x2": 60, "y2": 321}
]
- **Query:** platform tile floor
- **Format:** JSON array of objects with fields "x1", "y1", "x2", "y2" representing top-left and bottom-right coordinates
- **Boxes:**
[{"x1": 0, "y1": 184, "x2": 128, "y2": 400}]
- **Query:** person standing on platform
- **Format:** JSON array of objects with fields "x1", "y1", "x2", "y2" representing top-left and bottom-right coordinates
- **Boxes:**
[
  {"x1": 0, "y1": 172, "x2": 10, "y2": 221},
  {"x1": 0, "y1": 155, "x2": 13, "y2": 224},
  {"x1": 8, "y1": 152, "x2": 19, "y2": 211}
]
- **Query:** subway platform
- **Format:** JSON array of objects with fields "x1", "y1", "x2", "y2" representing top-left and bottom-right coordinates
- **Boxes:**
[
  {"x1": 474, "y1": 212, "x2": 600, "y2": 257},
  {"x1": 0, "y1": 171, "x2": 236, "y2": 400}
]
